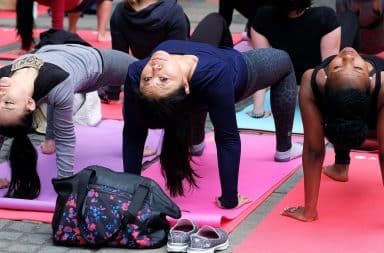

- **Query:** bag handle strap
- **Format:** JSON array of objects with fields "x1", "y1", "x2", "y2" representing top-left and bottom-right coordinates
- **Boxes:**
[
  {"x1": 76, "y1": 169, "x2": 96, "y2": 219},
  {"x1": 106, "y1": 184, "x2": 150, "y2": 245},
  {"x1": 121, "y1": 184, "x2": 149, "y2": 227}
]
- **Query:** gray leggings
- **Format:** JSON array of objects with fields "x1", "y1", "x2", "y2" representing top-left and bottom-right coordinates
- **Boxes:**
[
  {"x1": 191, "y1": 48, "x2": 297, "y2": 152},
  {"x1": 96, "y1": 48, "x2": 137, "y2": 88}
]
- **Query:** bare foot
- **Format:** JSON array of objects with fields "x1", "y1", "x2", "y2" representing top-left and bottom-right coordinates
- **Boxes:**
[
  {"x1": 323, "y1": 164, "x2": 349, "y2": 182},
  {"x1": 143, "y1": 147, "x2": 157, "y2": 157},
  {"x1": 0, "y1": 178, "x2": 9, "y2": 189},
  {"x1": 216, "y1": 194, "x2": 250, "y2": 209},
  {"x1": 97, "y1": 32, "x2": 111, "y2": 42},
  {"x1": 281, "y1": 206, "x2": 318, "y2": 222},
  {"x1": 41, "y1": 139, "x2": 56, "y2": 154}
]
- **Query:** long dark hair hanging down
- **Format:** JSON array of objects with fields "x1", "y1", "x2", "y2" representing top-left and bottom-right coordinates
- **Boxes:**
[
  {"x1": 135, "y1": 87, "x2": 200, "y2": 196},
  {"x1": 0, "y1": 113, "x2": 41, "y2": 199},
  {"x1": 16, "y1": 0, "x2": 35, "y2": 50}
]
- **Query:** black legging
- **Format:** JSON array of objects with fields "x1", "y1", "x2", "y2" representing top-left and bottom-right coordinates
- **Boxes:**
[
  {"x1": 338, "y1": 9, "x2": 360, "y2": 50},
  {"x1": 219, "y1": 0, "x2": 267, "y2": 34}
]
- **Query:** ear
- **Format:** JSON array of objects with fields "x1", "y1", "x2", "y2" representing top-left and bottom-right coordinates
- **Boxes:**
[
  {"x1": 25, "y1": 97, "x2": 36, "y2": 112},
  {"x1": 184, "y1": 80, "x2": 190, "y2": 95}
]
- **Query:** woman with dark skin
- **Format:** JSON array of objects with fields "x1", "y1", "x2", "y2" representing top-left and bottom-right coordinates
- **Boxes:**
[{"x1": 282, "y1": 47, "x2": 384, "y2": 221}]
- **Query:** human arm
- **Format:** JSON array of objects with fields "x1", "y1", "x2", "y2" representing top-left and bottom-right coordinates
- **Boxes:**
[
  {"x1": 376, "y1": 79, "x2": 384, "y2": 185},
  {"x1": 166, "y1": 7, "x2": 190, "y2": 40},
  {"x1": 250, "y1": 27, "x2": 271, "y2": 48},
  {"x1": 122, "y1": 67, "x2": 148, "y2": 174},
  {"x1": 320, "y1": 27, "x2": 341, "y2": 60},
  {"x1": 50, "y1": 0, "x2": 66, "y2": 29},
  {"x1": 48, "y1": 85, "x2": 76, "y2": 178},
  {"x1": 207, "y1": 76, "x2": 242, "y2": 208},
  {"x1": 110, "y1": 9, "x2": 131, "y2": 54},
  {"x1": 281, "y1": 69, "x2": 325, "y2": 221}
]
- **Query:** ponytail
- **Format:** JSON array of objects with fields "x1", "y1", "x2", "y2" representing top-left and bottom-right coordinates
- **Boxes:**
[
  {"x1": 135, "y1": 86, "x2": 199, "y2": 196},
  {"x1": 160, "y1": 119, "x2": 199, "y2": 197},
  {"x1": 16, "y1": 0, "x2": 35, "y2": 50},
  {"x1": 0, "y1": 113, "x2": 40, "y2": 199},
  {"x1": 5, "y1": 134, "x2": 40, "y2": 199}
]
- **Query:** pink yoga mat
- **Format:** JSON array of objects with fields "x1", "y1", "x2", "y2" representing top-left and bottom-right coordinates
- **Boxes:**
[
  {"x1": 77, "y1": 30, "x2": 112, "y2": 49},
  {"x1": 0, "y1": 133, "x2": 301, "y2": 229},
  {"x1": 0, "y1": 28, "x2": 45, "y2": 60},
  {"x1": 142, "y1": 133, "x2": 303, "y2": 232},
  {"x1": 236, "y1": 151, "x2": 384, "y2": 253},
  {"x1": 101, "y1": 94, "x2": 123, "y2": 120},
  {"x1": 0, "y1": 120, "x2": 163, "y2": 213},
  {"x1": 0, "y1": 27, "x2": 19, "y2": 46}
]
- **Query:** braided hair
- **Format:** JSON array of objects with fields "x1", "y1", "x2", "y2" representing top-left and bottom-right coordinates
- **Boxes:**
[{"x1": 323, "y1": 84, "x2": 371, "y2": 150}]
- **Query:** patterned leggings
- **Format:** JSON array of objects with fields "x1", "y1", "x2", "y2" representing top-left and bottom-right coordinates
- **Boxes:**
[{"x1": 241, "y1": 48, "x2": 297, "y2": 151}]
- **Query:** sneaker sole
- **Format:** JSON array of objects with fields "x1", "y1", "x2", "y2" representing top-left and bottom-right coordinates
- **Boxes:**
[
  {"x1": 167, "y1": 243, "x2": 189, "y2": 252},
  {"x1": 186, "y1": 239, "x2": 229, "y2": 253}
]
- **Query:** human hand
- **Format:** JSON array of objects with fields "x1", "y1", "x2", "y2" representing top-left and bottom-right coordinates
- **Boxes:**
[
  {"x1": 0, "y1": 178, "x2": 9, "y2": 189},
  {"x1": 281, "y1": 206, "x2": 318, "y2": 222},
  {"x1": 41, "y1": 139, "x2": 56, "y2": 154},
  {"x1": 216, "y1": 194, "x2": 250, "y2": 209},
  {"x1": 143, "y1": 146, "x2": 157, "y2": 157}
]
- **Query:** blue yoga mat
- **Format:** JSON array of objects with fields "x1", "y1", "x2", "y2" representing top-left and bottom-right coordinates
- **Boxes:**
[{"x1": 236, "y1": 90, "x2": 303, "y2": 134}]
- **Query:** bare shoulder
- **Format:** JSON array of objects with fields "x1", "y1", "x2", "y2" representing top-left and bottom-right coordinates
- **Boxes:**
[{"x1": 299, "y1": 69, "x2": 315, "y2": 99}]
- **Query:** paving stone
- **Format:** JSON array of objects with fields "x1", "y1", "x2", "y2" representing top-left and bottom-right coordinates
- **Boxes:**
[
  {"x1": 0, "y1": 240, "x2": 11, "y2": 249},
  {"x1": 19, "y1": 234, "x2": 50, "y2": 245},
  {"x1": 8, "y1": 222, "x2": 40, "y2": 233},
  {"x1": 6, "y1": 243, "x2": 40, "y2": 252},
  {"x1": 0, "y1": 232, "x2": 23, "y2": 241},
  {"x1": 37, "y1": 246, "x2": 70, "y2": 253}
]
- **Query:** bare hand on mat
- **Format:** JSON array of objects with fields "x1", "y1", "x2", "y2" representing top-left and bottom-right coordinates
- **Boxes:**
[
  {"x1": 0, "y1": 178, "x2": 9, "y2": 189},
  {"x1": 216, "y1": 194, "x2": 250, "y2": 209},
  {"x1": 143, "y1": 147, "x2": 157, "y2": 157},
  {"x1": 41, "y1": 139, "x2": 56, "y2": 154},
  {"x1": 281, "y1": 206, "x2": 318, "y2": 222}
]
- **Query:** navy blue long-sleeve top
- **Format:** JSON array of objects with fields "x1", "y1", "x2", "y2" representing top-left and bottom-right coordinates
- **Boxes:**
[{"x1": 123, "y1": 40, "x2": 248, "y2": 207}]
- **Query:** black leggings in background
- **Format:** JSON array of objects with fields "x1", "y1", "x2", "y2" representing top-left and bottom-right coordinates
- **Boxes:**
[
  {"x1": 190, "y1": 12, "x2": 233, "y2": 48},
  {"x1": 338, "y1": 9, "x2": 360, "y2": 51}
]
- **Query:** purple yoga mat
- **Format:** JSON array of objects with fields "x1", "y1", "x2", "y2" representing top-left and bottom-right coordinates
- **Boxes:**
[{"x1": 0, "y1": 120, "x2": 163, "y2": 212}]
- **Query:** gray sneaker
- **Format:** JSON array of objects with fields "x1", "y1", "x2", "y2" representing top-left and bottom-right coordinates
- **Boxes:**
[
  {"x1": 187, "y1": 226, "x2": 229, "y2": 253},
  {"x1": 167, "y1": 219, "x2": 199, "y2": 252}
]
